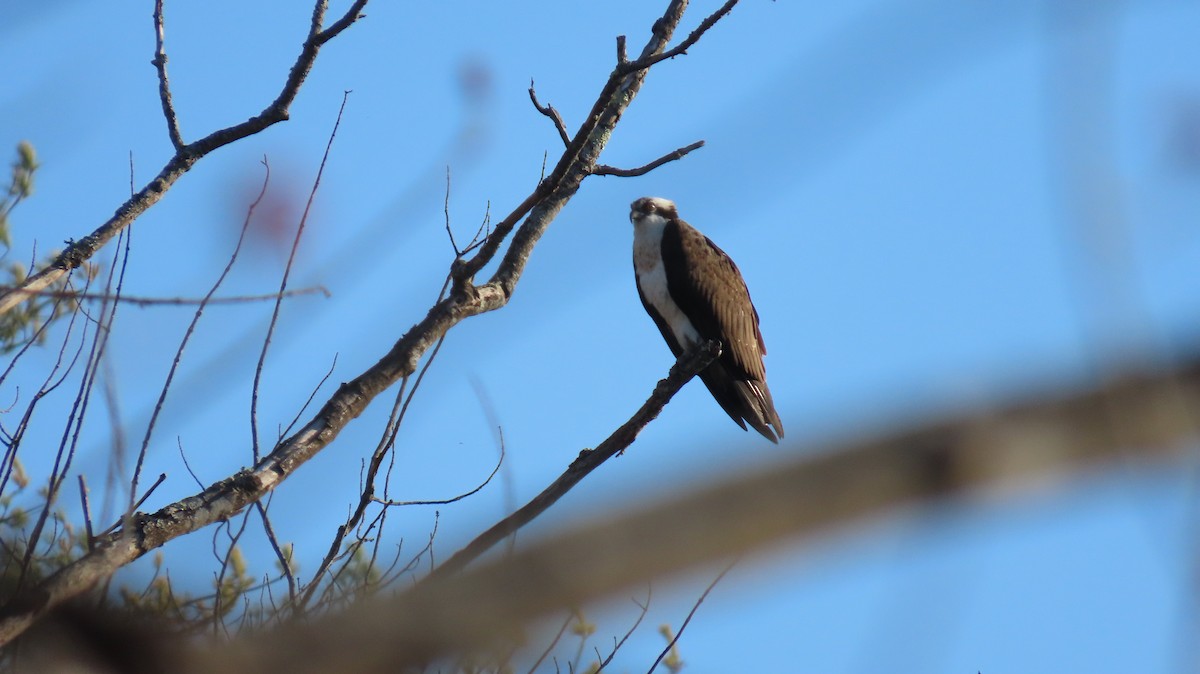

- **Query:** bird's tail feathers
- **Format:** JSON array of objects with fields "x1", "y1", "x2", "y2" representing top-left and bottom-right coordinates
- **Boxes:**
[
  {"x1": 735, "y1": 379, "x2": 784, "y2": 444},
  {"x1": 699, "y1": 363, "x2": 784, "y2": 444}
]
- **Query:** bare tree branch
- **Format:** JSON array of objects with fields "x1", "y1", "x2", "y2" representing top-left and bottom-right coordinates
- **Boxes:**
[
  {"x1": 254, "y1": 497, "x2": 296, "y2": 605},
  {"x1": 451, "y1": 0, "x2": 698, "y2": 288},
  {"x1": 129, "y1": 473, "x2": 167, "y2": 516},
  {"x1": 616, "y1": 0, "x2": 740, "y2": 76},
  {"x1": 0, "y1": 286, "x2": 329, "y2": 307},
  {"x1": 443, "y1": 167, "x2": 461, "y2": 256},
  {"x1": 596, "y1": 587, "x2": 652, "y2": 673},
  {"x1": 593, "y1": 140, "x2": 705, "y2": 177},
  {"x1": 178, "y1": 438, "x2": 204, "y2": 491},
  {"x1": 529, "y1": 82, "x2": 571, "y2": 148},
  {"x1": 430, "y1": 340, "x2": 720, "y2": 580},
  {"x1": 528, "y1": 612, "x2": 576, "y2": 674},
  {"x1": 0, "y1": 0, "x2": 370, "y2": 318},
  {"x1": 152, "y1": 0, "x2": 185, "y2": 151},
  {"x1": 20, "y1": 228, "x2": 132, "y2": 588},
  {"x1": 76, "y1": 475, "x2": 94, "y2": 550},
  {"x1": 279, "y1": 354, "x2": 339, "y2": 442},
  {"x1": 299, "y1": 327, "x2": 449, "y2": 612},
  {"x1": 0, "y1": 273, "x2": 92, "y2": 499},
  {"x1": 370, "y1": 438, "x2": 504, "y2": 507},
  {"x1": 130, "y1": 161, "x2": 270, "y2": 508},
  {"x1": 647, "y1": 561, "x2": 733, "y2": 674},
  {"x1": 252, "y1": 92, "x2": 350, "y2": 462}
]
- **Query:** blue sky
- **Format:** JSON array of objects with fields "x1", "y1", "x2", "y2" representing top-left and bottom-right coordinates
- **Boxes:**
[{"x1": 4, "y1": 0, "x2": 1200, "y2": 671}]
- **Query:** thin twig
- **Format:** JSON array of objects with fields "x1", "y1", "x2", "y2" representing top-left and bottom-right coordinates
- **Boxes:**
[
  {"x1": 0, "y1": 278, "x2": 74, "y2": 390},
  {"x1": 468, "y1": 378, "x2": 516, "y2": 529},
  {"x1": 177, "y1": 438, "x2": 204, "y2": 490},
  {"x1": 527, "y1": 613, "x2": 575, "y2": 674},
  {"x1": 647, "y1": 561, "x2": 735, "y2": 674},
  {"x1": 398, "y1": 514, "x2": 438, "y2": 584},
  {"x1": 152, "y1": 0, "x2": 185, "y2": 150},
  {"x1": 211, "y1": 508, "x2": 254, "y2": 637},
  {"x1": 299, "y1": 381, "x2": 408, "y2": 612},
  {"x1": 77, "y1": 475, "x2": 94, "y2": 550},
  {"x1": 0, "y1": 285, "x2": 329, "y2": 307},
  {"x1": 364, "y1": 509, "x2": 391, "y2": 594},
  {"x1": 461, "y1": 201, "x2": 491, "y2": 255},
  {"x1": 372, "y1": 441, "x2": 504, "y2": 507},
  {"x1": 252, "y1": 92, "x2": 350, "y2": 462},
  {"x1": 425, "y1": 514, "x2": 439, "y2": 574},
  {"x1": 254, "y1": 496, "x2": 297, "y2": 605},
  {"x1": 131, "y1": 160, "x2": 270, "y2": 504},
  {"x1": 444, "y1": 166, "x2": 460, "y2": 256},
  {"x1": 100, "y1": 355, "x2": 128, "y2": 506},
  {"x1": 529, "y1": 82, "x2": 571, "y2": 147},
  {"x1": 593, "y1": 140, "x2": 705, "y2": 177},
  {"x1": 596, "y1": 586, "x2": 652, "y2": 672},
  {"x1": 279, "y1": 354, "x2": 338, "y2": 441},
  {"x1": 129, "y1": 473, "x2": 167, "y2": 514},
  {"x1": 22, "y1": 227, "x2": 130, "y2": 587},
  {"x1": 0, "y1": 275, "x2": 89, "y2": 501},
  {"x1": 302, "y1": 326, "x2": 450, "y2": 611}
]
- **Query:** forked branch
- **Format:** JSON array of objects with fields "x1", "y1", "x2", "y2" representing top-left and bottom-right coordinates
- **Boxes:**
[{"x1": 0, "y1": 0, "x2": 370, "y2": 318}]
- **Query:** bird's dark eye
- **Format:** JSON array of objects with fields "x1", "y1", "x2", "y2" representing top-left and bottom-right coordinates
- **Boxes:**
[{"x1": 645, "y1": 202, "x2": 657, "y2": 213}]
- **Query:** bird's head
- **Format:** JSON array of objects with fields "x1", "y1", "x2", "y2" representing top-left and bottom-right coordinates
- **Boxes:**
[{"x1": 630, "y1": 197, "x2": 678, "y2": 227}]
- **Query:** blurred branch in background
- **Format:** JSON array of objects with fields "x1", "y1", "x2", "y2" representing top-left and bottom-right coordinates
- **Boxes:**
[
  {"x1": 1043, "y1": 0, "x2": 1150, "y2": 371},
  {"x1": 1042, "y1": 8, "x2": 1200, "y2": 670},
  {"x1": 147, "y1": 348, "x2": 1200, "y2": 672}
]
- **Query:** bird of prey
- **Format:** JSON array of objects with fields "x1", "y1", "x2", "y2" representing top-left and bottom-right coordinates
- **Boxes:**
[{"x1": 630, "y1": 196, "x2": 784, "y2": 443}]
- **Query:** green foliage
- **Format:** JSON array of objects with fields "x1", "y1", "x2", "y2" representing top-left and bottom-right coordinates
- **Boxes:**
[
  {"x1": 0, "y1": 141, "x2": 38, "y2": 248},
  {"x1": 0, "y1": 488, "x2": 89, "y2": 602},
  {"x1": 658, "y1": 623, "x2": 685, "y2": 673},
  {"x1": 0, "y1": 477, "x2": 268, "y2": 636},
  {"x1": 0, "y1": 141, "x2": 99, "y2": 354},
  {"x1": 569, "y1": 608, "x2": 597, "y2": 638},
  {"x1": 276, "y1": 542, "x2": 297, "y2": 576}
]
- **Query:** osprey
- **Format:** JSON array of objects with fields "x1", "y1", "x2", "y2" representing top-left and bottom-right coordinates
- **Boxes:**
[{"x1": 630, "y1": 197, "x2": 784, "y2": 443}]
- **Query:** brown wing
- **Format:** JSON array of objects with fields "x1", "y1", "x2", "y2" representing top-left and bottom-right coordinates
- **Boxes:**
[
  {"x1": 662, "y1": 218, "x2": 766, "y2": 380},
  {"x1": 661, "y1": 218, "x2": 784, "y2": 441}
]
